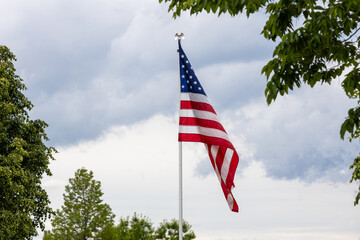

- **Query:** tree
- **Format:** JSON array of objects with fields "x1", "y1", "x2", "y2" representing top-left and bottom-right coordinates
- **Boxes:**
[
  {"x1": 155, "y1": 219, "x2": 196, "y2": 240},
  {"x1": 122, "y1": 213, "x2": 155, "y2": 240},
  {"x1": 100, "y1": 213, "x2": 196, "y2": 240},
  {"x1": 45, "y1": 168, "x2": 115, "y2": 240},
  {"x1": 110, "y1": 213, "x2": 156, "y2": 240},
  {"x1": 0, "y1": 45, "x2": 56, "y2": 239},
  {"x1": 159, "y1": 0, "x2": 360, "y2": 205}
]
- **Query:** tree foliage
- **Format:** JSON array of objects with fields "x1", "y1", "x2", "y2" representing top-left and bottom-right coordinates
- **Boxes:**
[
  {"x1": 350, "y1": 155, "x2": 360, "y2": 205},
  {"x1": 0, "y1": 45, "x2": 56, "y2": 239},
  {"x1": 111, "y1": 213, "x2": 156, "y2": 240},
  {"x1": 155, "y1": 219, "x2": 196, "y2": 240},
  {"x1": 159, "y1": 0, "x2": 360, "y2": 205},
  {"x1": 45, "y1": 168, "x2": 115, "y2": 240},
  {"x1": 97, "y1": 213, "x2": 196, "y2": 240}
]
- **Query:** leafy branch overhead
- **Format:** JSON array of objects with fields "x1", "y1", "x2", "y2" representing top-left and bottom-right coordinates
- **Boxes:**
[{"x1": 159, "y1": 0, "x2": 360, "y2": 205}]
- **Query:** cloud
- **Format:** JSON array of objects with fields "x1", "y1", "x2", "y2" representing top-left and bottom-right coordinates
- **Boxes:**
[
  {"x1": 222, "y1": 83, "x2": 359, "y2": 182},
  {"x1": 41, "y1": 114, "x2": 360, "y2": 240},
  {"x1": 197, "y1": 60, "x2": 267, "y2": 109},
  {"x1": 0, "y1": 0, "x2": 275, "y2": 146}
]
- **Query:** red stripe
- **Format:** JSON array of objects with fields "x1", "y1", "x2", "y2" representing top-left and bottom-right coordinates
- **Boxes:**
[
  {"x1": 178, "y1": 133, "x2": 235, "y2": 149},
  {"x1": 226, "y1": 151, "x2": 239, "y2": 188},
  {"x1": 214, "y1": 146, "x2": 225, "y2": 174},
  {"x1": 179, "y1": 117, "x2": 226, "y2": 132},
  {"x1": 180, "y1": 100, "x2": 216, "y2": 113}
]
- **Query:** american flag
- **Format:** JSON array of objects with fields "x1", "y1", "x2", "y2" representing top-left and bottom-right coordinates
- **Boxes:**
[{"x1": 177, "y1": 41, "x2": 239, "y2": 212}]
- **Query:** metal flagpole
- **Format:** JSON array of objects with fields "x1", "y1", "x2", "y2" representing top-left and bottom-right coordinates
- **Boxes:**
[
  {"x1": 175, "y1": 32, "x2": 185, "y2": 240},
  {"x1": 179, "y1": 141, "x2": 183, "y2": 240}
]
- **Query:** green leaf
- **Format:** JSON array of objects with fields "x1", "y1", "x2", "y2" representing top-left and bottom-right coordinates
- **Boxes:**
[{"x1": 340, "y1": 120, "x2": 348, "y2": 139}]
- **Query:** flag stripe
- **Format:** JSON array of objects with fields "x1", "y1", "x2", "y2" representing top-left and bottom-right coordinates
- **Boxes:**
[
  {"x1": 221, "y1": 148, "x2": 233, "y2": 184},
  {"x1": 180, "y1": 101, "x2": 216, "y2": 114},
  {"x1": 178, "y1": 134, "x2": 235, "y2": 149},
  {"x1": 227, "y1": 151, "x2": 239, "y2": 188},
  {"x1": 210, "y1": 145, "x2": 220, "y2": 177},
  {"x1": 179, "y1": 125, "x2": 230, "y2": 141},
  {"x1": 214, "y1": 146, "x2": 227, "y2": 185},
  {"x1": 179, "y1": 117, "x2": 226, "y2": 132},
  {"x1": 179, "y1": 109, "x2": 219, "y2": 122},
  {"x1": 180, "y1": 92, "x2": 210, "y2": 104}
]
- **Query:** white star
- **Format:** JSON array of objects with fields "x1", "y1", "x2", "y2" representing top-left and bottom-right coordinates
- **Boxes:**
[
  {"x1": 187, "y1": 80, "x2": 189, "y2": 84},
  {"x1": 182, "y1": 65, "x2": 185, "y2": 68},
  {"x1": 189, "y1": 76, "x2": 192, "y2": 79},
  {"x1": 186, "y1": 70, "x2": 188, "y2": 73},
  {"x1": 194, "y1": 81, "x2": 197, "y2": 84},
  {"x1": 190, "y1": 86, "x2": 192, "y2": 89},
  {"x1": 181, "y1": 55, "x2": 184, "y2": 58},
  {"x1": 186, "y1": 60, "x2": 189, "y2": 63},
  {"x1": 182, "y1": 75, "x2": 185, "y2": 78},
  {"x1": 198, "y1": 87, "x2": 202, "y2": 90},
  {"x1": 182, "y1": 85, "x2": 185, "y2": 88}
]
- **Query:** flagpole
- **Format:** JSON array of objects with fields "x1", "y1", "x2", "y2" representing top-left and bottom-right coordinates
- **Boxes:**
[
  {"x1": 179, "y1": 141, "x2": 183, "y2": 240},
  {"x1": 175, "y1": 32, "x2": 185, "y2": 240}
]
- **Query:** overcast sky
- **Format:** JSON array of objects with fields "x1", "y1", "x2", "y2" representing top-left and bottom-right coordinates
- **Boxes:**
[{"x1": 1, "y1": 0, "x2": 359, "y2": 239}]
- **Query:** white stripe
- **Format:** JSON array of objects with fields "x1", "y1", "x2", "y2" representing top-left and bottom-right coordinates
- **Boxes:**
[
  {"x1": 210, "y1": 145, "x2": 221, "y2": 181},
  {"x1": 220, "y1": 148, "x2": 234, "y2": 184},
  {"x1": 180, "y1": 92, "x2": 210, "y2": 104},
  {"x1": 226, "y1": 194, "x2": 234, "y2": 210},
  {"x1": 210, "y1": 145, "x2": 219, "y2": 163},
  {"x1": 179, "y1": 109, "x2": 219, "y2": 122},
  {"x1": 179, "y1": 125, "x2": 230, "y2": 141}
]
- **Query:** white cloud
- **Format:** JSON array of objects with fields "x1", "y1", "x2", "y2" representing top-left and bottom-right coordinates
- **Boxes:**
[{"x1": 41, "y1": 114, "x2": 360, "y2": 240}]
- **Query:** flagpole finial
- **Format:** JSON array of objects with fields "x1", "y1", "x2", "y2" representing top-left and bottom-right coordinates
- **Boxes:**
[{"x1": 175, "y1": 33, "x2": 185, "y2": 41}]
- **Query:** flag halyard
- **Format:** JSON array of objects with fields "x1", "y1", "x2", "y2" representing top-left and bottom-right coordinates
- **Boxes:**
[{"x1": 177, "y1": 41, "x2": 239, "y2": 212}]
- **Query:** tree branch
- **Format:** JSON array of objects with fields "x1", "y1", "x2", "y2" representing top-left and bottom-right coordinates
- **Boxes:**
[{"x1": 342, "y1": 27, "x2": 360, "y2": 43}]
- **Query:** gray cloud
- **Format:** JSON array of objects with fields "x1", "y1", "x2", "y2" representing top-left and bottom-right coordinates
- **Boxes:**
[
  {"x1": 220, "y1": 83, "x2": 358, "y2": 182},
  {"x1": 2, "y1": 0, "x2": 356, "y2": 185},
  {"x1": 1, "y1": 0, "x2": 274, "y2": 146}
]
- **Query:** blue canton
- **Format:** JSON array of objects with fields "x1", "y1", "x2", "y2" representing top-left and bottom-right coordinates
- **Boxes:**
[{"x1": 178, "y1": 42, "x2": 207, "y2": 96}]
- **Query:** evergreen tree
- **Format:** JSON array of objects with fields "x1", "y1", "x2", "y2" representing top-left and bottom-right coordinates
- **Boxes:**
[
  {"x1": 0, "y1": 45, "x2": 56, "y2": 239},
  {"x1": 46, "y1": 168, "x2": 115, "y2": 240}
]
